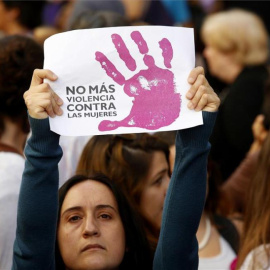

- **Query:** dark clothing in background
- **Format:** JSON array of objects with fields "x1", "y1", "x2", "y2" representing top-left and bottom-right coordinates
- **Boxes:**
[
  {"x1": 210, "y1": 65, "x2": 268, "y2": 180},
  {"x1": 223, "y1": 1, "x2": 270, "y2": 34},
  {"x1": 213, "y1": 215, "x2": 239, "y2": 254},
  {"x1": 68, "y1": 0, "x2": 125, "y2": 29}
]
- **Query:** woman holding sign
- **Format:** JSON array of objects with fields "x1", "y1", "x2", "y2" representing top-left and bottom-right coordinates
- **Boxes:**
[{"x1": 12, "y1": 66, "x2": 220, "y2": 270}]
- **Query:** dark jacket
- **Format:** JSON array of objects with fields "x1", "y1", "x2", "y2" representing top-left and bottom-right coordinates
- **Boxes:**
[{"x1": 210, "y1": 65, "x2": 268, "y2": 180}]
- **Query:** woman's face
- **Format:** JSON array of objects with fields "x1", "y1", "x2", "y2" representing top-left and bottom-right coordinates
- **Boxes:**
[
  {"x1": 203, "y1": 44, "x2": 235, "y2": 81},
  {"x1": 139, "y1": 151, "x2": 170, "y2": 230},
  {"x1": 58, "y1": 180, "x2": 126, "y2": 270}
]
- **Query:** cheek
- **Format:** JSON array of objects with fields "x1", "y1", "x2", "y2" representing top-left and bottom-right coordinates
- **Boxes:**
[
  {"x1": 57, "y1": 223, "x2": 79, "y2": 264},
  {"x1": 103, "y1": 221, "x2": 126, "y2": 267},
  {"x1": 140, "y1": 187, "x2": 164, "y2": 221}
]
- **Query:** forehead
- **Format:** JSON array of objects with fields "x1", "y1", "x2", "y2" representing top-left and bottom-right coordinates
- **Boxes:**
[
  {"x1": 147, "y1": 151, "x2": 168, "y2": 177},
  {"x1": 61, "y1": 180, "x2": 118, "y2": 213}
]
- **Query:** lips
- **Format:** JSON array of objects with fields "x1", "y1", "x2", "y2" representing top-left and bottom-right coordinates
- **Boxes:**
[{"x1": 81, "y1": 244, "x2": 105, "y2": 253}]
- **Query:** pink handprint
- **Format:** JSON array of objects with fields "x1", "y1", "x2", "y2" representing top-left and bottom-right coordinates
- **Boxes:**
[{"x1": 95, "y1": 31, "x2": 181, "y2": 131}]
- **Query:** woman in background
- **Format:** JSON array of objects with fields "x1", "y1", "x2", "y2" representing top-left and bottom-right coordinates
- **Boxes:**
[
  {"x1": 0, "y1": 35, "x2": 43, "y2": 270},
  {"x1": 155, "y1": 131, "x2": 238, "y2": 269},
  {"x1": 201, "y1": 9, "x2": 269, "y2": 180},
  {"x1": 236, "y1": 130, "x2": 270, "y2": 269}
]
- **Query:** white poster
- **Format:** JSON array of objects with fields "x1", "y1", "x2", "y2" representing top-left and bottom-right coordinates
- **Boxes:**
[{"x1": 44, "y1": 26, "x2": 202, "y2": 136}]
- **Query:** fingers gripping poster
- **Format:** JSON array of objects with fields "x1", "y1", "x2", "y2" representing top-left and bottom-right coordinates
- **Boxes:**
[{"x1": 44, "y1": 26, "x2": 202, "y2": 136}]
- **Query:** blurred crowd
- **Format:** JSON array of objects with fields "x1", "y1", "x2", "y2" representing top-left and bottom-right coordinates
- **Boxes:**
[{"x1": 1, "y1": 0, "x2": 270, "y2": 269}]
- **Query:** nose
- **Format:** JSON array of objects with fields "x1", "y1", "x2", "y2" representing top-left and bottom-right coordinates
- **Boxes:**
[{"x1": 82, "y1": 216, "x2": 100, "y2": 238}]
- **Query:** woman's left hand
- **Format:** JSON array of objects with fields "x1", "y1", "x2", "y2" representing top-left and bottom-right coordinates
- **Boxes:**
[{"x1": 186, "y1": 66, "x2": 220, "y2": 112}]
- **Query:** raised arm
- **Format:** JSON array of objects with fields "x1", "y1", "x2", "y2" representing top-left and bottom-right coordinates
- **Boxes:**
[
  {"x1": 13, "y1": 70, "x2": 63, "y2": 269},
  {"x1": 154, "y1": 67, "x2": 220, "y2": 270}
]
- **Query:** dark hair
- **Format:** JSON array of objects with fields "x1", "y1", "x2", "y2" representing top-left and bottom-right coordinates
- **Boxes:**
[
  {"x1": 154, "y1": 130, "x2": 177, "y2": 147},
  {"x1": 2, "y1": 0, "x2": 45, "y2": 29},
  {"x1": 206, "y1": 157, "x2": 232, "y2": 216},
  {"x1": 69, "y1": 10, "x2": 130, "y2": 30},
  {"x1": 55, "y1": 174, "x2": 152, "y2": 270},
  {"x1": 0, "y1": 35, "x2": 43, "y2": 135}
]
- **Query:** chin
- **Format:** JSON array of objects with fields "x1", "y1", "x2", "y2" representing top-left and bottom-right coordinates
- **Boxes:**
[
  {"x1": 209, "y1": 68, "x2": 222, "y2": 80},
  {"x1": 79, "y1": 261, "x2": 107, "y2": 270},
  {"x1": 79, "y1": 254, "x2": 109, "y2": 270}
]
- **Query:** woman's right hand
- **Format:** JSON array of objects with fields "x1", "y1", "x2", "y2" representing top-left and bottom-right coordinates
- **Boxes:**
[{"x1": 24, "y1": 69, "x2": 63, "y2": 119}]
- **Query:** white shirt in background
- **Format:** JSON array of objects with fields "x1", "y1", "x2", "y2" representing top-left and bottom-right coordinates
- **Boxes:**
[
  {"x1": 0, "y1": 152, "x2": 24, "y2": 270},
  {"x1": 199, "y1": 236, "x2": 236, "y2": 270}
]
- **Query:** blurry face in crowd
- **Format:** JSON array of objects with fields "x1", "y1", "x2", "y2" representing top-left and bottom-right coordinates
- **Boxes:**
[
  {"x1": 140, "y1": 151, "x2": 170, "y2": 230},
  {"x1": 58, "y1": 180, "x2": 126, "y2": 270},
  {"x1": 203, "y1": 44, "x2": 235, "y2": 81},
  {"x1": 0, "y1": 0, "x2": 17, "y2": 33}
]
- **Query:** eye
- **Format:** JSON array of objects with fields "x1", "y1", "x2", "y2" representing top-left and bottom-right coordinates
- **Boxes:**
[
  {"x1": 99, "y1": 214, "x2": 112, "y2": 220},
  {"x1": 152, "y1": 169, "x2": 170, "y2": 187},
  {"x1": 68, "y1": 215, "x2": 82, "y2": 223},
  {"x1": 153, "y1": 177, "x2": 163, "y2": 186}
]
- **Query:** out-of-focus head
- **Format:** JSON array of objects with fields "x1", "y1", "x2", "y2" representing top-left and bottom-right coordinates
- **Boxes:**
[
  {"x1": 69, "y1": 10, "x2": 130, "y2": 30},
  {"x1": 77, "y1": 134, "x2": 170, "y2": 239},
  {"x1": 0, "y1": 35, "x2": 43, "y2": 135},
  {"x1": 201, "y1": 9, "x2": 268, "y2": 79},
  {"x1": 0, "y1": 0, "x2": 45, "y2": 34},
  {"x1": 56, "y1": 174, "x2": 152, "y2": 270},
  {"x1": 33, "y1": 26, "x2": 59, "y2": 46}
]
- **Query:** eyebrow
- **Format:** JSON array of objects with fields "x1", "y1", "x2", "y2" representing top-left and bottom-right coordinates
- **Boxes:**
[
  {"x1": 154, "y1": 168, "x2": 169, "y2": 178},
  {"x1": 96, "y1": 204, "x2": 117, "y2": 213},
  {"x1": 61, "y1": 204, "x2": 117, "y2": 217}
]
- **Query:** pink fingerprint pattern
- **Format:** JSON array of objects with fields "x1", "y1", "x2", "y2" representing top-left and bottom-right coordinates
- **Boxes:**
[{"x1": 96, "y1": 31, "x2": 181, "y2": 131}]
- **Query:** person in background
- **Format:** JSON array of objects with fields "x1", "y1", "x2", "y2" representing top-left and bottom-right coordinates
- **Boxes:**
[
  {"x1": 67, "y1": 0, "x2": 126, "y2": 30},
  {"x1": 201, "y1": 9, "x2": 269, "y2": 180},
  {"x1": 76, "y1": 132, "x2": 170, "y2": 252},
  {"x1": 69, "y1": 10, "x2": 130, "y2": 31},
  {"x1": 0, "y1": 35, "x2": 43, "y2": 270},
  {"x1": 221, "y1": 78, "x2": 270, "y2": 230},
  {"x1": 234, "y1": 125, "x2": 270, "y2": 269},
  {"x1": 0, "y1": 0, "x2": 45, "y2": 36},
  {"x1": 156, "y1": 131, "x2": 239, "y2": 269},
  {"x1": 154, "y1": 130, "x2": 176, "y2": 174},
  {"x1": 142, "y1": 0, "x2": 191, "y2": 26}
]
